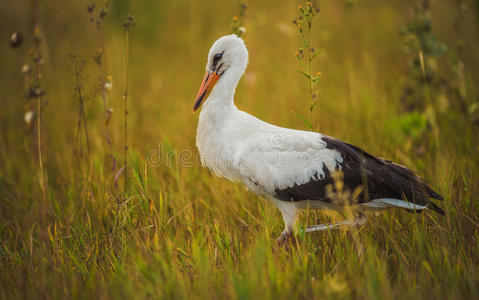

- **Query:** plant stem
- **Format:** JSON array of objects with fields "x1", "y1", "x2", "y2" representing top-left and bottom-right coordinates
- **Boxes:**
[
  {"x1": 124, "y1": 30, "x2": 129, "y2": 195},
  {"x1": 307, "y1": 21, "x2": 313, "y2": 130},
  {"x1": 98, "y1": 38, "x2": 107, "y2": 115},
  {"x1": 37, "y1": 95, "x2": 46, "y2": 202},
  {"x1": 418, "y1": 50, "x2": 440, "y2": 149},
  {"x1": 75, "y1": 61, "x2": 90, "y2": 155},
  {"x1": 33, "y1": 0, "x2": 46, "y2": 203}
]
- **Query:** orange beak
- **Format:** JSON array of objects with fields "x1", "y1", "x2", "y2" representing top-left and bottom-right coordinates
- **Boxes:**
[{"x1": 193, "y1": 71, "x2": 220, "y2": 112}]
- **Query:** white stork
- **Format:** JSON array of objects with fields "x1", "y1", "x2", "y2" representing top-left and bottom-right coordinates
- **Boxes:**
[{"x1": 193, "y1": 35, "x2": 444, "y2": 244}]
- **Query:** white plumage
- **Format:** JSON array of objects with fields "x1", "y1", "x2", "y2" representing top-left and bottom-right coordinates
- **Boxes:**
[{"x1": 193, "y1": 35, "x2": 444, "y2": 243}]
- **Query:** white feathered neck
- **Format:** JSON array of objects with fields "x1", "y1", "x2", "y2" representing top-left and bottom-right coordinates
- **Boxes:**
[{"x1": 195, "y1": 35, "x2": 251, "y2": 180}]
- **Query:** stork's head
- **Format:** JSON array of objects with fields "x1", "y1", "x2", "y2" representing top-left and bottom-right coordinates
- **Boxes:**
[{"x1": 193, "y1": 34, "x2": 249, "y2": 111}]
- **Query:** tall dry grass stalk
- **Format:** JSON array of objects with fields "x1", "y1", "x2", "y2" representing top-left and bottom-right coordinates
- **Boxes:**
[
  {"x1": 122, "y1": 15, "x2": 136, "y2": 195},
  {"x1": 32, "y1": 0, "x2": 46, "y2": 203},
  {"x1": 69, "y1": 55, "x2": 90, "y2": 157},
  {"x1": 87, "y1": 1, "x2": 110, "y2": 114},
  {"x1": 293, "y1": 1, "x2": 321, "y2": 130},
  {"x1": 87, "y1": 2, "x2": 116, "y2": 173}
]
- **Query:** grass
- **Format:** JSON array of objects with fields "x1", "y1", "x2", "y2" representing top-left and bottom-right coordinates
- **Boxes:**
[{"x1": 1, "y1": 0, "x2": 479, "y2": 299}]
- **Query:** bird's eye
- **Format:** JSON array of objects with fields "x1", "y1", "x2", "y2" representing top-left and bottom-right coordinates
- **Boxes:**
[{"x1": 213, "y1": 52, "x2": 223, "y2": 62}]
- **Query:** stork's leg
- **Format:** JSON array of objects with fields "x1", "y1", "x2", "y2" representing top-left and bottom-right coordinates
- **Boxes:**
[
  {"x1": 275, "y1": 202, "x2": 299, "y2": 245},
  {"x1": 305, "y1": 212, "x2": 367, "y2": 233},
  {"x1": 276, "y1": 228, "x2": 294, "y2": 245}
]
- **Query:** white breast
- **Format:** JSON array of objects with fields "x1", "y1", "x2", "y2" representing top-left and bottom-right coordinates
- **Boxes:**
[{"x1": 196, "y1": 101, "x2": 245, "y2": 182}]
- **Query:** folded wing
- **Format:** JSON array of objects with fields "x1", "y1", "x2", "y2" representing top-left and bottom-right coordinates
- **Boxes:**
[{"x1": 238, "y1": 131, "x2": 444, "y2": 214}]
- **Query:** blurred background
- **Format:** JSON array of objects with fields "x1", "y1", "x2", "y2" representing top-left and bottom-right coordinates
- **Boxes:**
[
  {"x1": 2, "y1": 0, "x2": 478, "y2": 155},
  {"x1": 1, "y1": 0, "x2": 479, "y2": 298}
]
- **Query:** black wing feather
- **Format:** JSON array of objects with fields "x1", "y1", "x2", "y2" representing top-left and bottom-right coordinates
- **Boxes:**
[{"x1": 274, "y1": 135, "x2": 444, "y2": 214}]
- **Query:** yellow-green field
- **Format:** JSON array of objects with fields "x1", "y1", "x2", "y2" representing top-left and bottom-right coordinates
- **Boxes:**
[{"x1": 1, "y1": 0, "x2": 479, "y2": 298}]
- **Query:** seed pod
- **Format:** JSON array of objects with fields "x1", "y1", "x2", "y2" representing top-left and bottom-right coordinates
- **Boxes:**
[
  {"x1": 27, "y1": 87, "x2": 44, "y2": 98},
  {"x1": 99, "y1": 9, "x2": 107, "y2": 19},
  {"x1": 86, "y1": 3, "x2": 95, "y2": 13},
  {"x1": 9, "y1": 32, "x2": 23, "y2": 48},
  {"x1": 106, "y1": 108, "x2": 114, "y2": 125},
  {"x1": 24, "y1": 110, "x2": 34, "y2": 126},
  {"x1": 22, "y1": 64, "x2": 31, "y2": 75}
]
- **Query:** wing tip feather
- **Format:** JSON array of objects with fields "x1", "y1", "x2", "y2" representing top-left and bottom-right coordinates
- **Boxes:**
[
  {"x1": 427, "y1": 201, "x2": 445, "y2": 216},
  {"x1": 428, "y1": 189, "x2": 444, "y2": 201}
]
